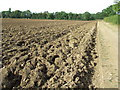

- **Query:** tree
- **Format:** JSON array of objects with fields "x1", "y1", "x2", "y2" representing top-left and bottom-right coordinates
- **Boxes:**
[
  {"x1": 31, "y1": 13, "x2": 38, "y2": 19},
  {"x1": 112, "y1": 1, "x2": 120, "y2": 14},
  {"x1": 68, "y1": 12, "x2": 73, "y2": 20},
  {"x1": 2, "y1": 11, "x2": 10, "y2": 18},
  {"x1": 9, "y1": 8, "x2": 11, "y2": 13},
  {"x1": 42, "y1": 12, "x2": 48, "y2": 19},
  {"x1": 10, "y1": 10, "x2": 22, "y2": 18},
  {"x1": 47, "y1": 13, "x2": 55, "y2": 19},
  {"x1": 76, "y1": 14, "x2": 82, "y2": 20},
  {"x1": 24, "y1": 10, "x2": 32, "y2": 18},
  {"x1": 90, "y1": 14, "x2": 95, "y2": 20},
  {"x1": 1, "y1": 3, "x2": 118, "y2": 20},
  {"x1": 82, "y1": 12, "x2": 91, "y2": 20},
  {"x1": 72, "y1": 14, "x2": 78, "y2": 20},
  {"x1": 61, "y1": 11, "x2": 68, "y2": 19}
]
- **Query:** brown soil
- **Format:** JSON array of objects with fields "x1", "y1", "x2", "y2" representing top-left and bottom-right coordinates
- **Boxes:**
[{"x1": 1, "y1": 19, "x2": 99, "y2": 89}]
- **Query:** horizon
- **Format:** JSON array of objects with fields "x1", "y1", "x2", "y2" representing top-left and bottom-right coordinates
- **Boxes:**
[{"x1": 0, "y1": 0, "x2": 114, "y2": 14}]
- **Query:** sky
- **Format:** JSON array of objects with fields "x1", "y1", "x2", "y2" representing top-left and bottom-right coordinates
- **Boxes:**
[{"x1": 0, "y1": 0, "x2": 114, "y2": 13}]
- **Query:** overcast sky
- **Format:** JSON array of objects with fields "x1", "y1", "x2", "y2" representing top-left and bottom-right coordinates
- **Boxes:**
[{"x1": 0, "y1": 0, "x2": 114, "y2": 13}]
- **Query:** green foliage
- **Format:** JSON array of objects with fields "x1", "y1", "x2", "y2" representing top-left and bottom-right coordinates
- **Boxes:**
[
  {"x1": 103, "y1": 1, "x2": 120, "y2": 25},
  {"x1": 93, "y1": 5, "x2": 116, "y2": 20},
  {"x1": 112, "y1": 1, "x2": 120, "y2": 13},
  {"x1": 47, "y1": 13, "x2": 55, "y2": 19},
  {"x1": 1, "y1": 3, "x2": 117, "y2": 21},
  {"x1": 55, "y1": 11, "x2": 68, "y2": 20},
  {"x1": 68, "y1": 12, "x2": 73, "y2": 20},
  {"x1": 24, "y1": 10, "x2": 32, "y2": 18},
  {"x1": 102, "y1": 5, "x2": 116, "y2": 16},
  {"x1": 12, "y1": 10, "x2": 22, "y2": 18},
  {"x1": 82, "y1": 12, "x2": 91, "y2": 20},
  {"x1": 81, "y1": 13, "x2": 95, "y2": 20},
  {"x1": 9, "y1": 8, "x2": 11, "y2": 12},
  {"x1": 104, "y1": 15, "x2": 120, "y2": 24}
]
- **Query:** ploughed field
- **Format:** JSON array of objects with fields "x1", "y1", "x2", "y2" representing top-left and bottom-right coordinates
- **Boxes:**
[{"x1": 1, "y1": 19, "x2": 98, "y2": 89}]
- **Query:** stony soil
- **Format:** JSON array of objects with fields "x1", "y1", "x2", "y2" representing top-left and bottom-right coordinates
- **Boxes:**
[{"x1": 1, "y1": 19, "x2": 98, "y2": 89}]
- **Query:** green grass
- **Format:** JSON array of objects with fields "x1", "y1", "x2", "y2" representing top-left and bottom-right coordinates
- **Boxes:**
[{"x1": 104, "y1": 15, "x2": 120, "y2": 24}]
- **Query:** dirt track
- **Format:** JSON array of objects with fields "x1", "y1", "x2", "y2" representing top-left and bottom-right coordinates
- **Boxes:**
[
  {"x1": 96, "y1": 21, "x2": 118, "y2": 88},
  {"x1": 0, "y1": 19, "x2": 118, "y2": 89}
]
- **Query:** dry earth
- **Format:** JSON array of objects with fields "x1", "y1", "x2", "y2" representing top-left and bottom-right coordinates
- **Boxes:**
[
  {"x1": 96, "y1": 21, "x2": 118, "y2": 88},
  {"x1": 0, "y1": 19, "x2": 118, "y2": 89}
]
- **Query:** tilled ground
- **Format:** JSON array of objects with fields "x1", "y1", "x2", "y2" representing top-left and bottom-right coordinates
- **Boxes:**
[{"x1": 1, "y1": 19, "x2": 98, "y2": 89}]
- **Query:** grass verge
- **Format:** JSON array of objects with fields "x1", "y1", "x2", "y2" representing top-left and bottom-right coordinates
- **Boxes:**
[{"x1": 104, "y1": 15, "x2": 120, "y2": 25}]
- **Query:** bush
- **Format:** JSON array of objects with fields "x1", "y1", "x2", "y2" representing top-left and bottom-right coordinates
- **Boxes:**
[{"x1": 104, "y1": 15, "x2": 120, "y2": 24}]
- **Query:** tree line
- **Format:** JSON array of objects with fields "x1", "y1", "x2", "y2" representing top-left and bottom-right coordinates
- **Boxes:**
[{"x1": 1, "y1": 4, "x2": 117, "y2": 20}]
